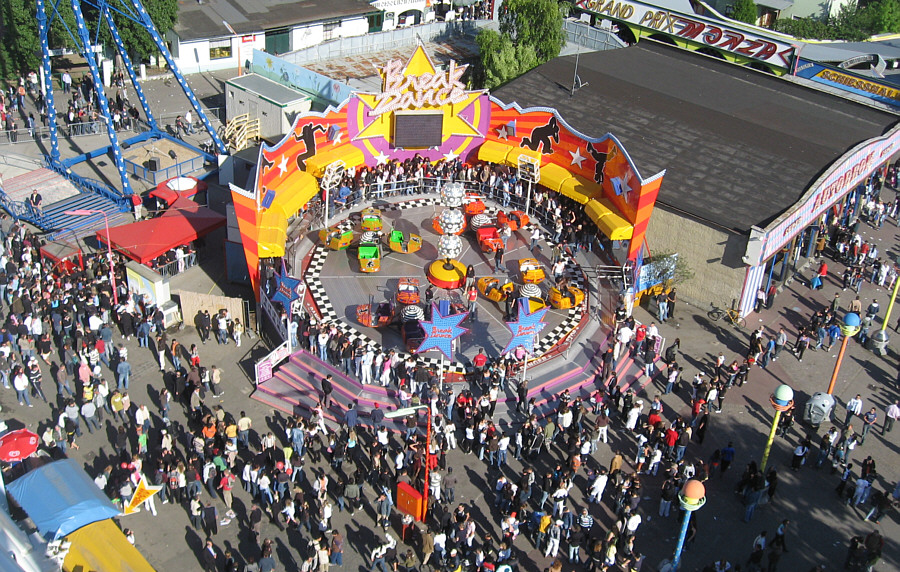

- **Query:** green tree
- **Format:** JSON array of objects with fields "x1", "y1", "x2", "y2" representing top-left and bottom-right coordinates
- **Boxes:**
[
  {"x1": 476, "y1": 0, "x2": 565, "y2": 88},
  {"x1": 775, "y1": 0, "x2": 900, "y2": 40},
  {"x1": 0, "y1": 0, "x2": 177, "y2": 80},
  {"x1": 870, "y1": 0, "x2": 900, "y2": 33},
  {"x1": 730, "y1": 0, "x2": 759, "y2": 24},
  {"x1": 499, "y1": 0, "x2": 566, "y2": 62},
  {"x1": 104, "y1": 0, "x2": 179, "y2": 64},
  {"x1": 476, "y1": 29, "x2": 538, "y2": 89}
]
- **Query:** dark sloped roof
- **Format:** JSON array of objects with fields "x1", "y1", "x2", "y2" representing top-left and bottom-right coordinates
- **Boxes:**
[
  {"x1": 174, "y1": 0, "x2": 375, "y2": 42},
  {"x1": 492, "y1": 41, "x2": 897, "y2": 232}
]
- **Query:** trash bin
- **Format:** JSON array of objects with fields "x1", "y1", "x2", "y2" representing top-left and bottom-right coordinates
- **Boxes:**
[
  {"x1": 869, "y1": 329, "x2": 890, "y2": 354},
  {"x1": 803, "y1": 392, "x2": 835, "y2": 427}
]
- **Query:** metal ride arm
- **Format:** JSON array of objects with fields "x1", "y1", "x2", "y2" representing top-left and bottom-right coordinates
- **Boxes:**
[
  {"x1": 101, "y1": 3, "x2": 158, "y2": 132},
  {"x1": 70, "y1": 0, "x2": 135, "y2": 197},
  {"x1": 36, "y1": 0, "x2": 61, "y2": 164},
  {"x1": 124, "y1": 0, "x2": 228, "y2": 155}
]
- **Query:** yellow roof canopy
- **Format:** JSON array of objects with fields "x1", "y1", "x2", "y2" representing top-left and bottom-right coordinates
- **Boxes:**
[
  {"x1": 559, "y1": 174, "x2": 597, "y2": 205},
  {"x1": 477, "y1": 140, "x2": 513, "y2": 165},
  {"x1": 273, "y1": 170, "x2": 319, "y2": 217},
  {"x1": 64, "y1": 519, "x2": 157, "y2": 572},
  {"x1": 537, "y1": 163, "x2": 573, "y2": 193},
  {"x1": 305, "y1": 145, "x2": 366, "y2": 178},
  {"x1": 585, "y1": 198, "x2": 633, "y2": 240}
]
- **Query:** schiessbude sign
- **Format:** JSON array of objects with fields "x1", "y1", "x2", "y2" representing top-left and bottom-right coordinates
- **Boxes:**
[{"x1": 576, "y1": 0, "x2": 795, "y2": 69}]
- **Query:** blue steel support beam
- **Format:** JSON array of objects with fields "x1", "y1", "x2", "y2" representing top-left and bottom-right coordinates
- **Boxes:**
[
  {"x1": 125, "y1": 0, "x2": 228, "y2": 155},
  {"x1": 36, "y1": 0, "x2": 62, "y2": 164},
  {"x1": 102, "y1": 4, "x2": 159, "y2": 132},
  {"x1": 70, "y1": 0, "x2": 134, "y2": 197}
]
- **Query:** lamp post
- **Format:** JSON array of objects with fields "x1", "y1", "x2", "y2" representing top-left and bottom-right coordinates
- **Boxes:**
[
  {"x1": 384, "y1": 405, "x2": 433, "y2": 522},
  {"x1": 871, "y1": 257, "x2": 900, "y2": 355},
  {"x1": 672, "y1": 479, "x2": 706, "y2": 570},
  {"x1": 826, "y1": 312, "x2": 861, "y2": 395},
  {"x1": 760, "y1": 384, "x2": 794, "y2": 473},
  {"x1": 64, "y1": 209, "x2": 118, "y2": 305}
]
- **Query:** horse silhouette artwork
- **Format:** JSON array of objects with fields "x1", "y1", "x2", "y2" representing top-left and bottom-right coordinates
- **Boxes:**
[
  {"x1": 293, "y1": 124, "x2": 326, "y2": 170},
  {"x1": 520, "y1": 117, "x2": 559, "y2": 155},
  {"x1": 260, "y1": 155, "x2": 275, "y2": 174},
  {"x1": 585, "y1": 142, "x2": 608, "y2": 184}
]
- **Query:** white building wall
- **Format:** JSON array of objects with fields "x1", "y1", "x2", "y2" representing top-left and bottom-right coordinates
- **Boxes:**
[
  {"x1": 293, "y1": 25, "x2": 325, "y2": 50},
  {"x1": 169, "y1": 34, "x2": 266, "y2": 74}
]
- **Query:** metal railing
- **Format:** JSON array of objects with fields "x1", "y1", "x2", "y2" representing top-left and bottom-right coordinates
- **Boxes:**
[
  {"x1": 281, "y1": 20, "x2": 491, "y2": 66},
  {"x1": 150, "y1": 252, "x2": 198, "y2": 277},
  {"x1": 124, "y1": 155, "x2": 206, "y2": 185},
  {"x1": 319, "y1": 176, "x2": 561, "y2": 229},
  {"x1": 563, "y1": 19, "x2": 627, "y2": 51},
  {"x1": 0, "y1": 107, "x2": 223, "y2": 148}
]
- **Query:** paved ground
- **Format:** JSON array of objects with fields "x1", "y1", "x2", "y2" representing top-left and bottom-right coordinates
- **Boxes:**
[{"x1": 1, "y1": 61, "x2": 899, "y2": 571}]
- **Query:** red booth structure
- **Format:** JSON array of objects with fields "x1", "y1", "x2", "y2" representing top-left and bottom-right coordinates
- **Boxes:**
[
  {"x1": 39, "y1": 240, "x2": 84, "y2": 273},
  {"x1": 95, "y1": 196, "x2": 225, "y2": 267}
]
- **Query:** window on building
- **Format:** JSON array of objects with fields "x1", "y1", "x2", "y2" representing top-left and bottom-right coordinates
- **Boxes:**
[
  {"x1": 209, "y1": 39, "x2": 232, "y2": 60},
  {"x1": 323, "y1": 20, "x2": 341, "y2": 40}
]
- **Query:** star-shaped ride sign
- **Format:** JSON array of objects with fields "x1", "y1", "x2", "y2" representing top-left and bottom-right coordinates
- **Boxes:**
[
  {"x1": 503, "y1": 299, "x2": 548, "y2": 356},
  {"x1": 417, "y1": 303, "x2": 469, "y2": 360},
  {"x1": 272, "y1": 273, "x2": 303, "y2": 307}
]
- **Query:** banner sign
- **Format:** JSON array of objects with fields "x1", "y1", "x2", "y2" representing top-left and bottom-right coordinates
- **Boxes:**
[
  {"x1": 794, "y1": 58, "x2": 900, "y2": 109},
  {"x1": 123, "y1": 477, "x2": 163, "y2": 515},
  {"x1": 255, "y1": 340, "x2": 292, "y2": 385},
  {"x1": 756, "y1": 124, "x2": 900, "y2": 264},
  {"x1": 575, "y1": 0, "x2": 795, "y2": 68}
]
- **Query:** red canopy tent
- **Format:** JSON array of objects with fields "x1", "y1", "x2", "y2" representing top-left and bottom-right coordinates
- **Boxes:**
[{"x1": 96, "y1": 197, "x2": 225, "y2": 265}]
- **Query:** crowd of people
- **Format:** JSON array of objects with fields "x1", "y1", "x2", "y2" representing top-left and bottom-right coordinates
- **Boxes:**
[
  {"x1": 1, "y1": 160, "x2": 897, "y2": 572},
  {"x1": 1, "y1": 70, "x2": 143, "y2": 143}
]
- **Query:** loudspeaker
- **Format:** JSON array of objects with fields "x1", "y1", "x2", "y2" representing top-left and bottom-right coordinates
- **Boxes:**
[
  {"x1": 148, "y1": 158, "x2": 160, "y2": 171},
  {"x1": 168, "y1": 150, "x2": 177, "y2": 160}
]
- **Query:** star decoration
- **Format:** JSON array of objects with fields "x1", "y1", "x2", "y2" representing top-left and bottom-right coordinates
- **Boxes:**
[
  {"x1": 374, "y1": 151, "x2": 389, "y2": 165},
  {"x1": 570, "y1": 147, "x2": 586, "y2": 168},
  {"x1": 502, "y1": 299, "x2": 548, "y2": 355},
  {"x1": 353, "y1": 46, "x2": 485, "y2": 142},
  {"x1": 497, "y1": 125, "x2": 509, "y2": 140},
  {"x1": 417, "y1": 303, "x2": 469, "y2": 360},
  {"x1": 444, "y1": 150, "x2": 459, "y2": 162},
  {"x1": 277, "y1": 155, "x2": 289, "y2": 176},
  {"x1": 332, "y1": 131, "x2": 342, "y2": 145},
  {"x1": 271, "y1": 273, "x2": 303, "y2": 306}
]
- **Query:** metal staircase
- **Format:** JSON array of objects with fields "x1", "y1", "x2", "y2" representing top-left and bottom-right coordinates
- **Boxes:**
[{"x1": 222, "y1": 113, "x2": 261, "y2": 152}]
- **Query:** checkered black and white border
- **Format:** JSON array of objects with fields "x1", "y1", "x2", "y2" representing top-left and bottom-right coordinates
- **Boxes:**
[{"x1": 302, "y1": 198, "x2": 586, "y2": 373}]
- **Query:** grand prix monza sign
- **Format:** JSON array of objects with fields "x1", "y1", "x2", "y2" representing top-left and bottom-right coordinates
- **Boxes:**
[{"x1": 576, "y1": 0, "x2": 796, "y2": 71}]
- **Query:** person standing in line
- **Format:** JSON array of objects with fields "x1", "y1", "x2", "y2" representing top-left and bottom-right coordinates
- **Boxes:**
[{"x1": 666, "y1": 288, "x2": 677, "y2": 319}]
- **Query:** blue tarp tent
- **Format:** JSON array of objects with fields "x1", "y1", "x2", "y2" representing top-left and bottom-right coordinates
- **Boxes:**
[{"x1": 7, "y1": 459, "x2": 120, "y2": 540}]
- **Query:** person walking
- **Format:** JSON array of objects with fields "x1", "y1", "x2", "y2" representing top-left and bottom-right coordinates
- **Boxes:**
[
  {"x1": 860, "y1": 407, "x2": 877, "y2": 444},
  {"x1": 845, "y1": 394, "x2": 863, "y2": 426},
  {"x1": 883, "y1": 400, "x2": 899, "y2": 434}
]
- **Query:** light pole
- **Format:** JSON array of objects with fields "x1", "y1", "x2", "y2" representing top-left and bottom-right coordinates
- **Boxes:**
[
  {"x1": 826, "y1": 312, "x2": 861, "y2": 395},
  {"x1": 871, "y1": 257, "x2": 900, "y2": 355},
  {"x1": 760, "y1": 384, "x2": 794, "y2": 473},
  {"x1": 672, "y1": 479, "x2": 706, "y2": 570},
  {"x1": 65, "y1": 209, "x2": 118, "y2": 305},
  {"x1": 384, "y1": 405, "x2": 433, "y2": 523}
]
